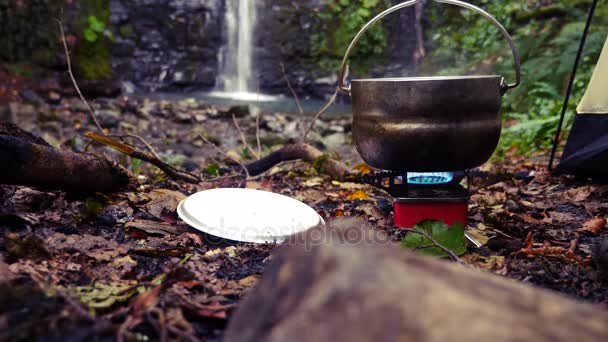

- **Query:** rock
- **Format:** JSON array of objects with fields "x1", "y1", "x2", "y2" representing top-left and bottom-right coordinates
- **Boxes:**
[
  {"x1": 225, "y1": 105, "x2": 250, "y2": 118},
  {"x1": 225, "y1": 218, "x2": 608, "y2": 342},
  {"x1": 46, "y1": 91, "x2": 62, "y2": 105},
  {"x1": 328, "y1": 124, "x2": 345, "y2": 133},
  {"x1": 20, "y1": 89, "x2": 45, "y2": 106},
  {"x1": 5, "y1": 103, "x2": 37, "y2": 131},
  {"x1": 322, "y1": 133, "x2": 345, "y2": 150},
  {"x1": 0, "y1": 105, "x2": 15, "y2": 123},
  {"x1": 121, "y1": 81, "x2": 136, "y2": 94},
  {"x1": 174, "y1": 112, "x2": 193, "y2": 123},
  {"x1": 96, "y1": 109, "x2": 121, "y2": 128},
  {"x1": 194, "y1": 113, "x2": 207, "y2": 122}
]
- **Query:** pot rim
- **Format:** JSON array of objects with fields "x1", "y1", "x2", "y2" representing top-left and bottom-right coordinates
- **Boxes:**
[{"x1": 351, "y1": 75, "x2": 503, "y2": 82}]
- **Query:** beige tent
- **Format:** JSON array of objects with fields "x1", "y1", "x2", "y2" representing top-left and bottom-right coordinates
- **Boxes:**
[
  {"x1": 577, "y1": 37, "x2": 608, "y2": 114},
  {"x1": 557, "y1": 34, "x2": 608, "y2": 178}
]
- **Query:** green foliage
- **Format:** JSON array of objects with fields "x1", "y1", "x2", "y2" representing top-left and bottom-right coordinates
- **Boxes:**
[
  {"x1": 84, "y1": 15, "x2": 112, "y2": 43},
  {"x1": 311, "y1": 0, "x2": 391, "y2": 73},
  {"x1": 73, "y1": 0, "x2": 113, "y2": 80},
  {"x1": 401, "y1": 220, "x2": 467, "y2": 258},
  {"x1": 421, "y1": 0, "x2": 608, "y2": 156},
  {"x1": 206, "y1": 164, "x2": 220, "y2": 177},
  {"x1": 130, "y1": 158, "x2": 142, "y2": 175}
]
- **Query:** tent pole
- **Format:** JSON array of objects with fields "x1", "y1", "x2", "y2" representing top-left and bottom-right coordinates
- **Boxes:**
[{"x1": 548, "y1": 0, "x2": 599, "y2": 171}]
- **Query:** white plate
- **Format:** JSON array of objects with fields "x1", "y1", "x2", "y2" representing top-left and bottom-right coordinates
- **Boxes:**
[{"x1": 177, "y1": 188, "x2": 324, "y2": 243}]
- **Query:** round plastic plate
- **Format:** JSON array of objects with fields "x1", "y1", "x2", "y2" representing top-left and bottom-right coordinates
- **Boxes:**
[{"x1": 177, "y1": 188, "x2": 324, "y2": 243}]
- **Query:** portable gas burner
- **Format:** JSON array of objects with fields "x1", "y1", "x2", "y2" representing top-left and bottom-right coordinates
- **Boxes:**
[
  {"x1": 338, "y1": 0, "x2": 521, "y2": 247},
  {"x1": 364, "y1": 171, "x2": 469, "y2": 228}
]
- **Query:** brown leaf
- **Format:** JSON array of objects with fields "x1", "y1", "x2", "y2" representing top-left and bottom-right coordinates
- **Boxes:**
[
  {"x1": 523, "y1": 231, "x2": 534, "y2": 249},
  {"x1": 577, "y1": 218, "x2": 607, "y2": 235},
  {"x1": 564, "y1": 186, "x2": 593, "y2": 202},
  {"x1": 125, "y1": 219, "x2": 184, "y2": 236},
  {"x1": 237, "y1": 275, "x2": 260, "y2": 288},
  {"x1": 511, "y1": 246, "x2": 583, "y2": 263},
  {"x1": 131, "y1": 286, "x2": 162, "y2": 314},
  {"x1": 144, "y1": 189, "x2": 186, "y2": 221},
  {"x1": 196, "y1": 301, "x2": 230, "y2": 320}
]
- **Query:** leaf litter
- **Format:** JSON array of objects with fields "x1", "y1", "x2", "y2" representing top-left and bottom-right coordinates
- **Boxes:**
[{"x1": 2, "y1": 96, "x2": 608, "y2": 340}]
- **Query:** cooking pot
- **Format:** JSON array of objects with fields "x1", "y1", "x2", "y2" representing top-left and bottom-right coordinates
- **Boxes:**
[{"x1": 339, "y1": 0, "x2": 521, "y2": 172}]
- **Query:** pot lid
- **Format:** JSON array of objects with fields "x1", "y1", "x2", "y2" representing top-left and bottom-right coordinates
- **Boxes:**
[{"x1": 177, "y1": 188, "x2": 323, "y2": 243}]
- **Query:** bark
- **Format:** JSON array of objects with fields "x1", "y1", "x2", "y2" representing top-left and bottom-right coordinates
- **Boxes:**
[
  {"x1": 225, "y1": 218, "x2": 608, "y2": 342},
  {"x1": 0, "y1": 123, "x2": 129, "y2": 192},
  {"x1": 245, "y1": 142, "x2": 350, "y2": 178}
]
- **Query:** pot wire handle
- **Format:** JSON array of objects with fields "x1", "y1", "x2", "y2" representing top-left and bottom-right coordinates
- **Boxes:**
[{"x1": 338, "y1": 0, "x2": 521, "y2": 93}]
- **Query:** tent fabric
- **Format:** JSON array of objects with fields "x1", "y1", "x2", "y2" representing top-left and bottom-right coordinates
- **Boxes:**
[
  {"x1": 556, "y1": 35, "x2": 608, "y2": 179},
  {"x1": 577, "y1": 35, "x2": 608, "y2": 114},
  {"x1": 556, "y1": 114, "x2": 608, "y2": 179}
]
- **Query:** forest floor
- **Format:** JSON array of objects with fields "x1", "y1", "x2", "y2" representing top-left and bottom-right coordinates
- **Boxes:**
[{"x1": 1, "y1": 94, "x2": 608, "y2": 341}]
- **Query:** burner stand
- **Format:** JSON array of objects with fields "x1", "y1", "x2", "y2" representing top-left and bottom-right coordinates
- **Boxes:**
[{"x1": 363, "y1": 172, "x2": 470, "y2": 228}]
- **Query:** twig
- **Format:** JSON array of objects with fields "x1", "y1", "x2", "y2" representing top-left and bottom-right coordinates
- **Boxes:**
[
  {"x1": 86, "y1": 132, "x2": 201, "y2": 183},
  {"x1": 303, "y1": 86, "x2": 340, "y2": 140},
  {"x1": 303, "y1": 65, "x2": 347, "y2": 140},
  {"x1": 232, "y1": 114, "x2": 259, "y2": 160},
  {"x1": 199, "y1": 134, "x2": 250, "y2": 178},
  {"x1": 255, "y1": 113, "x2": 262, "y2": 160},
  {"x1": 115, "y1": 134, "x2": 163, "y2": 160},
  {"x1": 56, "y1": 16, "x2": 103, "y2": 133},
  {"x1": 280, "y1": 63, "x2": 303, "y2": 115},
  {"x1": 408, "y1": 228, "x2": 464, "y2": 264}
]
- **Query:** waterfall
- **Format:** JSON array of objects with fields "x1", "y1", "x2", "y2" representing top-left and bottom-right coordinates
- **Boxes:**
[{"x1": 215, "y1": 0, "x2": 255, "y2": 95}]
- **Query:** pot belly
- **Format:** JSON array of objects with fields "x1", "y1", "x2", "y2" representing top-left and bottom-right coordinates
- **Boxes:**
[{"x1": 353, "y1": 113, "x2": 501, "y2": 171}]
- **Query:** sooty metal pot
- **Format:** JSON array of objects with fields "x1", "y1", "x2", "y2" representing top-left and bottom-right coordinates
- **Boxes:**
[{"x1": 339, "y1": 0, "x2": 521, "y2": 172}]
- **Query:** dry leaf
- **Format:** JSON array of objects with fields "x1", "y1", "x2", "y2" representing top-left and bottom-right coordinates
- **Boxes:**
[
  {"x1": 565, "y1": 186, "x2": 593, "y2": 202},
  {"x1": 144, "y1": 189, "x2": 186, "y2": 221},
  {"x1": 523, "y1": 231, "x2": 534, "y2": 249},
  {"x1": 237, "y1": 275, "x2": 260, "y2": 287},
  {"x1": 352, "y1": 163, "x2": 372, "y2": 174},
  {"x1": 304, "y1": 177, "x2": 323, "y2": 187},
  {"x1": 125, "y1": 219, "x2": 183, "y2": 236},
  {"x1": 577, "y1": 218, "x2": 607, "y2": 235},
  {"x1": 347, "y1": 190, "x2": 369, "y2": 200}
]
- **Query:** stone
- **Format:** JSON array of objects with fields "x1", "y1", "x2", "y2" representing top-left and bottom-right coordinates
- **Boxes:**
[
  {"x1": 225, "y1": 105, "x2": 250, "y2": 118},
  {"x1": 121, "y1": 81, "x2": 137, "y2": 94},
  {"x1": 0, "y1": 105, "x2": 15, "y2": 123},
  {"x1": 322, "y1": 133, "x2": 346, "y2": 150},
  {"x1": 174, "y1": 112, "x2": 193, "y2": 123},
  {"x1": 96, "y1": 109, "x2": 121, "y2": 129},
  {"x1": 46, "y1": 91, "x2": 62, "y2": 105},
  {"x1": 6, "y1": 103, "x2": 36, "y2": 131},
  {"x1": 20, "y1": 89, "x2": 45, "y2": 106}
]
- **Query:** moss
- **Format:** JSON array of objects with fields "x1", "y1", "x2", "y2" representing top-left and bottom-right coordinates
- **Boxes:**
[
  {"x1": 4, "y1": 63, "x2": 33, "y2": 77},
  {"x1": 73, "y1": 0, "x2": 113, "y2": 80},
  {"x1": 119, "y1": 24, "x2": 135, "y2": 38}
]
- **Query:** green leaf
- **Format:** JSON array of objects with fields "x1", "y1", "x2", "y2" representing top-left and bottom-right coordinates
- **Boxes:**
[
  {"x1": 88, "y1": 16, "x2": 106, "y2": 33},
  {"x1": 83, "y1": 29, "x2": 98, "y2": 43},
  {"x1": 131, "y1": 158, "x2": 142, "y2": 175},
  {"x1": 357, "y1": 7, "x2": 371, "y2": 17},
  {"x1": 401, "y1": 220, "x2": 467, "y2": 257},
  {"x1": 206, "y1": 164, "x2": 219, "y2": 177}
]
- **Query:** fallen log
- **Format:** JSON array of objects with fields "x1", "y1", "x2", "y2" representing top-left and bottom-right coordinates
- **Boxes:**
[
  {"x1": 225, "y1": 218, "x2": 608, "y2": 342},
  {"x1": 0, "y1": 123, "x2": 129, "y2": 192},
  {"x1": 245, "y1": 142, "x2": 350, "y2": 178}
]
